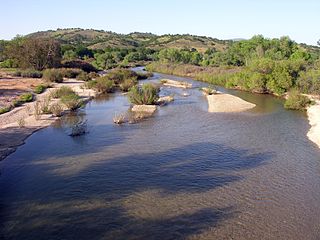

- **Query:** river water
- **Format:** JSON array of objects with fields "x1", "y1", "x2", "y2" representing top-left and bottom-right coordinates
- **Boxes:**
[{"x1": 1, "y1": 69, "x2": 320, "y2": 240}]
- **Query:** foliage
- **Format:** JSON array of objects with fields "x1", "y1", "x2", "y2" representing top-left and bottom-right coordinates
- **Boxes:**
[
  {"x1": 107, "y1": 69, "x2": 138, "y2": 84},
  {"x1": 92, "y1": 76, "x2": 115, "y2": 93},
  {"x1": 5, "y1": 37, "x2": 61, "y2": 70},
  {"x1": 51, "y1": 86, "x2": 75, "y2": 98},
  {"x1": 60, "y1": 93, "x2": 83, "y2": 111},
  {"x1": 58, "y1": 68, "x2": 84, "y2": 78},
  {"x1": 119, "y1": 77, "x2": 138, "y2": 92},
  {"x1": 19, "y1": 93, "x2": 33, "y2": 102},
  {"x1": 128, "y1": 83, "x2": 160, "y2": 105},
  {"x1": 0, "y1": 59, "x2": 18, "y2": 68},
  {"x1": 50, "y1": 102, "x2": 64, "y2": 117},
  {"x1": 13, "y1": 69, "x2": 43, "y2": 78},
  {"x1": 136, "y1": 71, "x2": 153, "y2": 79},
  {"x1": 0, "y1": 106, "x2": 11, "y2": 114},
  {"x1": 297, "y1": 68, "x2": 320, "y2": 95},
  {"x1": 62, "y1": 60, "x2": 97, "y2": 73},
  {"x1": 76, "y1": 71, "x2": 91, "y2": 81},
  {"x1": 34, "y1": 84, "x2": 46, "y2": 94},
  {"x1": 284, "y1": 89, "x2": 312, "y2": 110},
  {"x1": 43, "y1": 69, "x2": 64, "y2": 83}
]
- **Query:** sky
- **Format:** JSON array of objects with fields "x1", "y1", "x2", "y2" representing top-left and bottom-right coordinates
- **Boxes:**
[{"x1": 0, "y1": 0, "x2": 319, "y2": 45}]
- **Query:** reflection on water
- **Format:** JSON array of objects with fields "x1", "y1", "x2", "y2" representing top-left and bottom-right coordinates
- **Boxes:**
[{"x1": 1, "y1": 70, "x2": 320, "y2": 240}]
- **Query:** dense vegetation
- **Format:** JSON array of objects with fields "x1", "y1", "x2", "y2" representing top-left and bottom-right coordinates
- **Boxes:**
[
  {"x1": 1, "y1": 28, "x2": 320, "y2": 111},
  {"x1": 148, "y1": 35, "x2": 320, "y2": 99}
]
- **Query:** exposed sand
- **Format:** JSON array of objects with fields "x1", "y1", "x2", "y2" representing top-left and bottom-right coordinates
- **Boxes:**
[
  {"x1": 306, "y1": 98, "x2": 320, "y2": 148},
  {"x1": 207, "y1": 93, "x2": 255, "y2": 113},
  {"x1": 161, "y1": 79, "x2": 192, "y2": 89},
  {"x1": 0, "y1": 79, "x2": 96, "y2": 160}
]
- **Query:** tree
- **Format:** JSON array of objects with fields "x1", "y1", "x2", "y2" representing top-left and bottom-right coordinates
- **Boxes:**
[{"x1": 6, "y1": 37, "x2": 61, "y2": 70}]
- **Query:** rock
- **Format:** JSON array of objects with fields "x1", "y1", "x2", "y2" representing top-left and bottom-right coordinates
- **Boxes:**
[
  {"x1": 201, "y1": 87, "x2": 217, "y2": 95},
  {"x1": 207, "y1": 93, "x2": 256, "y2": 112},
  {"x1": 131, "y1": 105, "x2": 157, "y2": 114},
  {"x1": 157, "y1": 95, "x2": 174, "y2": 105},
  {"x1": 161, "y1": 79, "x2": 192, "y2": 89}
]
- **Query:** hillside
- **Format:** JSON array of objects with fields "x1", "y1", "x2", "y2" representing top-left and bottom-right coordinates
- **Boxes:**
[{"x1": 28, "y1": 28, "x2": 230, "y2": 52}]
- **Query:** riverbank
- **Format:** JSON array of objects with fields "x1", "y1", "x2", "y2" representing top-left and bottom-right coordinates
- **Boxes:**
[
  {"x1": 0, "y1": 79, "x2": 96, "y2": 160},
  {"x1": 307, "y1": 97, "x2": 320, "y2": 148}
]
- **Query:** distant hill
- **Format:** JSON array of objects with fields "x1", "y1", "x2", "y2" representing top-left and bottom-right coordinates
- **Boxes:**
[{"x1": 27, "y1": 28, "x2": 231, "y2": 52}]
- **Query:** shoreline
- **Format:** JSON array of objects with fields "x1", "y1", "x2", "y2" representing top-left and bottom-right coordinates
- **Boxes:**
[
  {"x1": 306, "y1": 98, "x2": 320, "y2": 148},
  {"x1": 0, "y1": 79, "x2": 96, "y2": 161}
]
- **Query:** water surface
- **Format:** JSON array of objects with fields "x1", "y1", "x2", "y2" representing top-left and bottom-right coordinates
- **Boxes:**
[{"x1": 1, "y1": 70, "x2": 320, "y2": 240}]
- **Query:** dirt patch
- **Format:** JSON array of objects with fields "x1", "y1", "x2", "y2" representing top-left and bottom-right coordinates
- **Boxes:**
[{"x1": 0, "y1": 77, "x2": 43, "y2": 108}]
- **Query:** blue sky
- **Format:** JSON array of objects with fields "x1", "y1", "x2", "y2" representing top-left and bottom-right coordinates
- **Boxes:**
[{"x1": 1, "y1": 0, "x2": 319, "y2": 45}]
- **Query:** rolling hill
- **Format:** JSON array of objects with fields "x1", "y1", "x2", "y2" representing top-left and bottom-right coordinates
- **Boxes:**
[{"x1": 28, "y1": 28, "x2": 231, "y2": 52}]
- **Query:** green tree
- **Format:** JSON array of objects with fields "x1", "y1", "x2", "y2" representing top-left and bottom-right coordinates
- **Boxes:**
[{"x1": 6, "y1": 36, "x2": 61, "y2": 70}]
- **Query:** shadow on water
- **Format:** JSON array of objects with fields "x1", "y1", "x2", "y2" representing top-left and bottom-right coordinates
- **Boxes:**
[{"x1": 0, "y1": 141, "x2": 273, "y2": 240}]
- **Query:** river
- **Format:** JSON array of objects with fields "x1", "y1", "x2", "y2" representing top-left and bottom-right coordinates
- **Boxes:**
[{"x1": 1, "y1": 68, "x2": 320, "y2": 239}]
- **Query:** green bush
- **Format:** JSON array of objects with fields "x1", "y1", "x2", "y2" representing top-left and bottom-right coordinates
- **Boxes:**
[
  {"x1": 107, "y1": 69, "x2": 137, "y2": 84},
  {"x1": 119, "y1": 77, "x2": 138, "y2": 92},
  {"x1": 19, "y1": 93, "x2": 33, "y2": 102},
  {"x1": 59, "y1": 68, "x2": 84, "y2": 78},
  {"x1": 34, "y1": 84, "x2": 46, "y2": 94},
  {"x1": 51, "y1": 86, "x2": 75, "y2": 98},
  {"x1": 60, "y1": 93, "x2": 83, "y2": 111},
  {"x1": 76, "y1": 71, "x2": 91, "y2": 81},
  {"x1": 43, "y1": 69, "x2": 64, "y2": 83},
  {"x1": 128, "y1": 83, "x2": 159, "y2": 105},
  {"x1": 62, "y1": 60, "x2": 97, "y2": 73},
  {"x1": 87, "y1": 76, "x2": 115, "y2": 93},
  {"x1": 284, "y1": 89, "x2": 312, "y2": 110},
  {"x1": 13, "y1": 69, "x2": 42, "y2": 78},
  {"x1": 0, "y1": 106, "x2": 11, "y2": 114}
]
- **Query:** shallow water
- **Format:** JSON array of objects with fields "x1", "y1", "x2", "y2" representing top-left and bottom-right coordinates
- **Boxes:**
[{"x1": 1, "y1": 69, "x2": 320, "y2": 240}]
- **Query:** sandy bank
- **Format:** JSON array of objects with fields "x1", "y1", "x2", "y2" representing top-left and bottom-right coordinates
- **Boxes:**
[
  {"x1": 306, "y1": 98, "x2": 320, "y2": 148},
  {"x1": 207, "y1": 93, "x2": 256, "y2": 113},
  {"x1": 0, "y1": 79, "x2": 96, "y2": 160}
]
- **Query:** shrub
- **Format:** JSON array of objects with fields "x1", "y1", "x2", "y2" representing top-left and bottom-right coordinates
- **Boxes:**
[
  {"x1": 59, "y1": 68, "x2": 84, "y2": 78},
  {"x1": 284, "y1": 89, "x2": 312, "y2": 110},
  {"x1": 19, "y1": 93, "x2": 33, "y2": 102},
  {"x1": 113, "y1": 113, "x2": 126, "y2": 124},
  {"x1": 136, "y1": 71, "x2": 153, "y2": 79},
  {"x1": 50, "y1": 102, "x2": 64, "y2": 117},
  {"x1": 40, "y1": 97, "x2": 51, "y2": 114},
  {"x1": 107, "y1": 69, "x2": 137, "y2": 84},
  {"x1": 12, "y1": 99, "x2": 22, "y2": 107},
  {"x1": 88, "y1": 72, "x2": 99, "y2": 79},
  {"x1": 119, "y1": 77, "x2": 138, "y2": 92},
  {"x1": 43, "y1": 69, "x2": 63, "y2": 83},
  {"x1": 34, "y1": 84, "x2": 46, "y2": 94},
  {"x1": 0, "y1": 106, "x2": 11, "y2": 114},
  {"x1": 62, "y1": 60, "x2": 97, "y2": 73},
  {"x1": 128, "y1": 83, "x2": 159, "y2": 105},
  {"x1": 51, "y1": 86, "x2": 75, "y2": 98},
  {"x1": 60, "y1": 93, "x2": 83, "y2": 111},
  {"x1": 70, "y1": 120, "x2": 87, "y2": 137},
  {"x1": 87, "y1": 76, "x2": 115, "y2": 93},
  {"x1": 33, "y1": 101, "x2": 41, "y2": 120},
  {"x1": 76, "y1": 71, "x2": 91, "y2": 81},
  {"x1": 20, "y1": 69, "x2": 43, "y2": 78}
]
